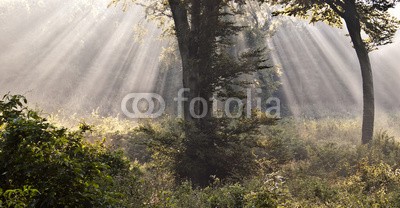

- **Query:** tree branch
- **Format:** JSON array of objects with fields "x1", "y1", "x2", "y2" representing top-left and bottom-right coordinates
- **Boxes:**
[{"x1": 325, "y1": 0, "x2": 345, "y2": 17}]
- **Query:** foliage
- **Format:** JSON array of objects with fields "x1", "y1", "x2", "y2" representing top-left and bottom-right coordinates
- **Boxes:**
[
  {"x1": 5, "y1": 95, "x2": 400, "y2": 207},
  {"x1": 99, "y1": 114, "x2": 400, "y2": 207},
  {"x1": 128, "y1": 115, "x2": 276, "y2": 186},
  {"x1": 0, "y1": 94, "x2": 132, "y2": 207},
  {"x1": 285, "y1": 134, "x2": 400, "y2": 207},
  {"x1": 267, "y1": 0, "x2": 400, "y2": 50},
  {"x1": 135, "y1": 175, "x2": 285, "y2": 208},
  {"x1": 0, "y1": 186, "x2": 39, "y2": 208},
  {"x1": 123, "y1": 118, "x2": 400, "y2": 207}
]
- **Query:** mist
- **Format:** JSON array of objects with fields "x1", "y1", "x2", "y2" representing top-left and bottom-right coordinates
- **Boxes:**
[{"x1": 1, "y1": 0, "x2": 399, "y2": 119}]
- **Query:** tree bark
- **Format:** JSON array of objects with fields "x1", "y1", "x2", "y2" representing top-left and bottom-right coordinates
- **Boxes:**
[
  {"x1": 168, "y1": 0, "x2": 224, "y2": 186},
  {"x1": 344, "y1": 3, "x2": 375, "y2": 144},
  {"x1": 168, "y1": 0, "x2": 200, "y2": 121},
  {"x1": 168, "y1": 0, "x2": 219, "y2": 122}
]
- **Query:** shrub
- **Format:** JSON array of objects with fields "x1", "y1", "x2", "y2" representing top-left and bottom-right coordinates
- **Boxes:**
[
  {"x1": 0, "y1": 94, "x2": 132, "y2": 207},
  {"x1": 0, "y1": 186, "x2": 39, "y2": 208}
]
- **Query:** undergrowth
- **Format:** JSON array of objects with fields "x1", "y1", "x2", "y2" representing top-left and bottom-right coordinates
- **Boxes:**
[{"x1": 3, "y1": 95, "x2": 400, "y2": 207}]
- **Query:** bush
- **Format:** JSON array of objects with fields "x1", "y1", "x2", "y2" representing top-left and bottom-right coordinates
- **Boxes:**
[
  {"x1": 0, "y1": 94, "x2": 133, "y2": 207},
  {"x1": 0, "y1": 186, "x2": 39, "y2": 208}
]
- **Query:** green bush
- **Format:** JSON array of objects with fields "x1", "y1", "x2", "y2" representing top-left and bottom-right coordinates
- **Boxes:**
[
  {"x1": 0, "y1": 186, "x2": 39, "y2": 208},
  {"x1": 0, "y1": 94, "x2": 133, "y2": 207}
]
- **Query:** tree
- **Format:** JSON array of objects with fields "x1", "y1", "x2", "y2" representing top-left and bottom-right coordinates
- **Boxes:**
[
  {"x1": 264, "y1": 0, "x2": 399, "y2": 144},
  {"x1": 168, "y1": 0, "x2": 273, "y2": 123},
  {"x1": 110, "y1": 0, "x2": 271, "y2": 122},
  {"x1": 111, "y1": 0, "x2": 277, "y2": 185}
]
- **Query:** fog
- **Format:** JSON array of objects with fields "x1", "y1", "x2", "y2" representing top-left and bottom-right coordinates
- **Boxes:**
[{"x1": 0, "y1": 0, "x2": 399, "y2": 119}]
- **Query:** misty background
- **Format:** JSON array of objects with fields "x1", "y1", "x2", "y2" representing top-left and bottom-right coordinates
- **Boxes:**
[{"x1": 0, "y1": 0, "x2": 399, "y2": 118}]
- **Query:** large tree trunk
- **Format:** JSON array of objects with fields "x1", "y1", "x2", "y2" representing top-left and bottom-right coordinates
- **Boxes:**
[
  {"x1": 168, "y1": 0, "x2": 222, "y2": 186},
  {"x1": 168, "y1": 0, "x2": 200, "y2": 121},
  {"x1": 344, "y1": 4, "x2": 375, "y2": 144},
  {"x1": 168, "y1": 0, "x2": 219, "y2": 122}
]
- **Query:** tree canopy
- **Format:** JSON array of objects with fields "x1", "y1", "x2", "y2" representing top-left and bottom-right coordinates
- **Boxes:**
[{"x1": 268, "y1": 0, "x2": 400, "y2": 50}]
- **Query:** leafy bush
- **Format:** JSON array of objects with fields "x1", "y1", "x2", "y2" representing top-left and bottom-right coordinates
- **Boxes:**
[
  {"x1": 0, "y1": 186, "x2": 39, "y2": 208},
  {"x1": 0, "y1": 94, "x2": 133, "y2": 207}
]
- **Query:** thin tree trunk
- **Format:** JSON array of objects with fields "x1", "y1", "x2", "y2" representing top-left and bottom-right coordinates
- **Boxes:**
[{"x1": 344, "y1": 10, "x2": 375, "y2": 144}]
